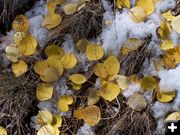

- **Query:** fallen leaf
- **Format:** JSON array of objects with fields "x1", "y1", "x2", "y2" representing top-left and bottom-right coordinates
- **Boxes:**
[
  {"x1": 87, "y1": 88, "x2": 100, "y2": 105},
  {"x1": 69, "y1": 74, "x2": 86, "y2": 85},
  {"x1": 37, "y1": 125, "x2": 55, "y2": 135},
  {"x1": 157, "y1": 20, "x2": 171, "y2": 39},
  {"x1": 171, "y1": 15, "x2": 180, "y2": 34},
  {"x1": 136, "y1": 0, "x2": 155, "y2": 15},
  {"x1": 51, "y1": 114, "x2": 62, "y2": 128},
  {"x1": 0, "y1": 126, "x2": 7, "y2": 135},
  {"x1": 165, "y1": 112, "x2": 180, "y2": 121},
  {"x1": 127, "y1": 93, "x2": 147, "y2": 111},
  {"x1": 12, "y1": 60, "x2": 28, "y2": 77},
  {"x1": 116, "y1": 0, "x2": 130, "y2": 9},
  {"x1": 58, "y1": 95, "x2": 73, "y2": 112},
  {"x1": 160, "y1": 39, "x2": 174, "y2": 50},
  {"x1": 40, "y1": 67, "x2": 59, "y2": 82},
  {"x1": 35, "y1": 110, "x2": 53, "y2": 126},
  {"x1": 63, "y1": 3, "x2": 77, "y2": 15},
  {"x1": 94, "y1": 63, "x2": 108, "y2": 79},
  {"x1": 45, "y1": 45, "x2": 64, "y2": 57},
  {"x1": 129, "y1": 7, "x2": 146, "y2": 22},
  {"x1": 36, "y1": 83, "x2": 53, "y2": 101},
  {"x1": 156, "y1": 91, "x2": 176, "y2": 103},
  {"x1": 61, "y1": 53, "x2": 77, "y2": 69},
  {"x1": 6, "y1": 44, "x2": 20, "y2": 62},
  {"x1": 99, "y1": 82, "x2": 121, "y2": 101},
  {"x1": 12, "y1": 15, "x2": 29, "y2": 32},
  {"x1": 162, "y1": 10, "x2": 175, "y2": 22},
  {"x1": 140, "y1": 76, "x2": 158, "y2": 90},
  {"x1": 86, "y1": 44, "x2": 104, "y2": 61}
]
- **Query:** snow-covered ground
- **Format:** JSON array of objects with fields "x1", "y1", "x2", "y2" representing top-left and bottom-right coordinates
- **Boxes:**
[{"x1": 0, "y1": 0, "x2": 180, "y2": 134}]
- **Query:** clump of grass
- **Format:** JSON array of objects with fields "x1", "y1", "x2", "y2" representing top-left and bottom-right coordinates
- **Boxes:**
[
  {"x1": 121, "y1": 36, "x2": 152, "y2": 76},
  {"x1": 0, "y1": 69, "x2": 38, "y2": 134},
  {"x1": 46, "y1": 0, "x2": 104, "y2": 46}
]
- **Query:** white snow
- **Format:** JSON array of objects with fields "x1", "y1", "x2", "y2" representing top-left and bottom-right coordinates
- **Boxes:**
[
  {"x1": 77, "y1": 124, "x2": 95, "y2": 135},
  {"x1": 122, "y1": 83, "x2": 141, "y2": 98}
]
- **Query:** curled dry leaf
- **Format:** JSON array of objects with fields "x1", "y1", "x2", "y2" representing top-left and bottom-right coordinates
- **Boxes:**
[
  {"x1": 5, "y1": 44, "x2": 20, "y2": 63},
  {"x1": 136, "y1": 0, "x2": 155, "y2": 15},
  {"x1": 63, "y1": 3, "x2": 78, "y2": 15},
  {"x1": 36, "y1": 83, "x2": 53, "y2": 101},
  {"x1": 165, "y1": 112, "x2": 180, "y2": 121},
  {"x1": 140, "y1": 76, "x2": 158, "y2": 90},
  {"x1": 61, "y1": 53, "x2": 77, "y2": 69},
  {"x1": 157, "y1": 20, "x2": 171, "y2": 39},
  {"x1": 162, "y1": 10, "x2": 175, "y2": 22},
  {"x1": 45, "y1": 45, "x2": 65, "y2": 57},
  {"x1": 86, "y1": 44, "x2": 104, "y2": 61},
  {"x1": 116, "y1": 0, "x2": 130, "y2": 9},
  {"x1": 35, "y1": 110, "x2": 53, "y2": 126},
  {"x1": 127, "y1": 93, "x2": 147, "y2": 111},
  {"x1": 160, "y1": 39, "x2": 174, "y2": 50},
  {"x1": 103, "y1": 56, "x2": 120, "y2": 76},
  {"x1": 129, "y1": 7, "x2": 146, "y2": 23},
  {"x1": 156, "y1": 91, "x2": 176, "y2": 103},
  {"x1": 0, "y1": 126, "x2": 7, "y2": 135},
  {"x1": 12, "y1": 60, "x2": 28, "y2": 77},
  {"x1": 12, "y1": 15, "x2": 29, "y2": 32},
  {"x1": 171, "y1": 15, "x2": 180, "y2": 34},
  {"x1": 13, "y1": 32, "x2": 27, "y2": 45},
  {"x1": 51, "y1": 114, "x2": 62, "y2": 128},
  {"x1": 69, "y1": 74, "x2": 86, "y2": 85},
  {"x1": 58, "y1": 95, "x2": 73, "y2": 112},
  {"x1": 99, "y1": 82, "x2": 121, "y2": 101},
  {"x1": 42, "y1": 14, "x2": 62, "y2": 29}
]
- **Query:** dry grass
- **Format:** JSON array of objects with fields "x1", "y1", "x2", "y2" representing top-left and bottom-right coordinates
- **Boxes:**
[
  {"x1": 121, "y1": 36, "x2": 152, "y2": 76},
  {"x1": 46, "y1": 0, "x2": 104, "y2": 46},
  {"x1": 0, "y1": 68, "x2": 38, "y2": 135}
]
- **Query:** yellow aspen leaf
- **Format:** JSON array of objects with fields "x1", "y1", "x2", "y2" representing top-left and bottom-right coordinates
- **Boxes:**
[
  {"x1": 99, "y1": 82, "x2": 121, "y2": 101},
  {"x1": 115, "y1": 75, "x2": 129, "y2": 90},
  {"x1": 13, "y1": 32, "x2": 27, "y2": 45},
  {"x1": 157, "y1": 20, "x2": 171, "y2": 39},
  {"x1": 35, "y1": 110, "x2": 53, "y2": 126},
  {"x1": 12, "y1": 15, "x2": 29, "y2": 32},
  {"x1": 103, "y1": 56, "x2": 120, "y2": 76},
  {"x1": 129, "y1": 7, "x2": 146, "y2": 23},
  {"x1": 162, "y1": 10, "x2": 175, "y2": 22},
  {"x1": 18, "y1": 34, "x2": 37, "y2": 56},
  {"x1": 0, "y1": 126, "x2": 7, "y2": 135},
  {"x1": 47, "y1": 0, "x2": 57, "y2": 14},
  {"x1": 61, "y1": 53, "x2": 77, "y2": 69},
  {"x1": 47, "y1": 56, "x2": 64, "y2": 77},
  {"x1": 76, "y1": 38, "x2": 89, "y2": 53},
  {"x1": 36, "y1": 83, "x2": 53, "y2": 101},
  {"x1": 42, "y1": 14, "x2": 62, "y2": 29},
  {"x1": 72, "y1": 83, "x2": 82, "y2": 90},
  {"x1": 63, "y1": 3, "x2": 77, "y2": 15},
  {"x1": 6, "y1": 44, "x2": 20, "y2": 63},
  {"x1": 127, "y1": 93, "x2": 147, "y2": 111},
  {"x1": 54, "y1": 128, "x2": 60, "y2": 135},
  {"x1": 160, "y1": 39, "x2": 174, "y2": 50},
  {"x1": 136, "y1": 0, "x2": 155, "y2": 15},
  {"x1": 56, "y1": 0, "x2": 64, "y2": 5},
  {"x1": 40, "y1": 67, "x2": 59, "y2": 82},
  {"x1": 51, "y1": 114, "x2": 62, "y2": 128},
  {"x1": 74, "y1": 107, "x2": 85, "y2": 119},
  {"x1": 34, "y1": 61, "x2": 49, "y2": 75},
  {"x1": 12, "y1": 60, "x2": 28, "y2": 77},
  {"x1": 116, "y1": 0, "x2": 130, "y2": 9},
  {"x1": 45, "y1": 45, "x2": 64, "y2": 57},
  {"x1": 82, "y1": 105, "x2": 101, "y2": 126},
  {"x1": 173, "y1": 47, "x2": 180, "y2": 64},
  {"x1": 128, "y1": 74, "x2": 140, "y2": 84},
  {"x1": 94, "y1": 63, "x2": 108, "y2": 79},
  {"x1": 140, "y1": 76, "x2": 158, "y2": 90},
  {"x1": 86, "y1": 44, "x2": 104, "y2": 61},
  {"x1": 165, "y1": 112, "x2": 180, "y2": 121},
  {"x1": 156, "y1": 91, "x2": 176, "y2": 103},
  {"x1": 163, "y1": 53, "x2": 176, "y2": 69},
  {"x1": 69, "y1": 74, "x2": 86, "y2": 85},
  {"x1": 121, "y1": 38, "x2": 143, "y2": 55},
  {"x1": 58, "y1": 95, "x2": 73, "y2": 112},
  {"x1": 37, "y1": 125, "x2": 55, "y2": 135},
  {"x1": 171, "y1": 15, "x2": 180, "y2": 34},
  {"x1": 87, "y1": 88, "x2": 100, "y2": 105}
]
